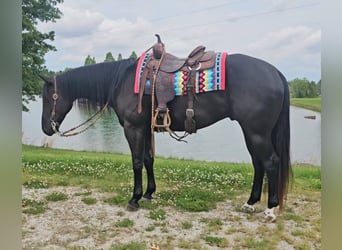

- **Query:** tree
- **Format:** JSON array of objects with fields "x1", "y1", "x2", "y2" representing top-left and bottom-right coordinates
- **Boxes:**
[
  {"x1": 288, "y1": 78, "x2": 318, "y2": 98},
  {"x1": 104, "y1": 52, "x2": 115, "y2": 62},
  {"x1": 117, "y1": 53, "x2": 123, "y2": 61},
  {"x1": 22, "y1": 0, "x2": 63, "y2": 111},
  {"x1": 308, "y1": 81, "x2": 318, "y2": 97},
  {"x1": 317, "y1": 79, "x2": 321, "y2": 95},
  {"x1": 84, "y1": 55, "x2": 96, "y2": 65},
  {"x1": 129, "y1": 51, "x2": 138, "y2": 60}
]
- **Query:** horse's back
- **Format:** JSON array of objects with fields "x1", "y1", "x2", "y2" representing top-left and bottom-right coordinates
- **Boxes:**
[
  {"x1": 227, "y1": 54, "x2": 285, "y2": 97},
  {"x1": 164, "y1": 53, "x2": 287, "y2": 133}
]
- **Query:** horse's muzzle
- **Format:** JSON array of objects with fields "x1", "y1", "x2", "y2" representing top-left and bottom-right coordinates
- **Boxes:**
[{"x1": 42, "y1": 120, "x2": 59, "y2": 136}]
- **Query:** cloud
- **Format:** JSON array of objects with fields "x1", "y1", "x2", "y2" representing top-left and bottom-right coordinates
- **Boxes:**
[
  {"x1": 247, "y1": 25, "x2": 321, "y2": 63},
  {"x1": 269, "y1": 0, "x2": 299, "y2": 11},
  {"x1": 40, "y1": 6, "x2": 104, "y2": 38},
  {"x1": 38, "y1": 1, "x2": 320, "y2": 80},
  {"x1": 243, "y1": 25, "x2": 321, "y2": 80},
  {"x1": 40, "y1": 5, "x2": 153, "y2": 68}
]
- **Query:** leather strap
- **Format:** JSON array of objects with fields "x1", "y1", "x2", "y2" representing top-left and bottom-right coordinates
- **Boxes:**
[
  {"x1": 137, "y1": 61, "x2": 151, "y2": 114},
  {"x1": 187, "y1": 69, "x2": 196, "y2": 110},
  {"x1": 184, "y1": 69, "x2": 197, "y2": 133}
]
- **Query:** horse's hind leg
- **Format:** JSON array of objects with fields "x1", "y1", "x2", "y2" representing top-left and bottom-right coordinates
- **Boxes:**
[
  {"x1": 241, "y1": 129, "x2": 265, "y2": 213},
  {"x1": 142, "y1": 130, "x2": 156, "y2": 200},
  {"x1": 262, "y1": 152, "x2": 280, "y2": 222},
  {"x1": 242, "y1": 130, "x2": 279, "y2": 222},
  {"x1": 242, "y1": 156, "x2": 264, "y2": 213}
]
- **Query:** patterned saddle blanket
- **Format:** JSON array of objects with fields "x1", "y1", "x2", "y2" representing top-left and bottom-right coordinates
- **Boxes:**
[{"x1": 134, "y1": 51, "x2": 227, "y2": 97}]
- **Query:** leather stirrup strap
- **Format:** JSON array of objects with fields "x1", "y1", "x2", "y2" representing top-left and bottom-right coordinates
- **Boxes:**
[
  {"x1": 138, "y1": 63, "x2": 150, "y2": 113},
  {"x1": 184, "y1": 69, "x2": 197, "y2": 133},
  {"x1": 187, "y1": 69, "x2": 196, "y2": 110}
]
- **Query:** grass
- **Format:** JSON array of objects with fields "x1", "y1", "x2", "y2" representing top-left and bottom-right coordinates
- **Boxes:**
[
  {"x1": 149, "y1": 209, "x2": 166, "y2": 220},
  {"x1": 114, "y1": 218, "x2": 134, "y2": 228},
  {"x1": 22, "y1": 145, "x2": 320, "y2": 212},
  {"x1": 203, "y1": 235, "x2": 229, "y2": 247},
  {"x1": 290, "y1": 97, "x2": 321, "y2": 112},
  {"x1": 181, "y1": 221, "x2": 193, "y2": 230},
  {"x1": 22, "y1": 198, "x2": 47, "y2": 215},
  {"x1": 110, "y1": 241, "x2": 146, "y2": 250},
  {"x1": 22, "y1": 145, "x2": 254, "y2": 212},
  {"x1": 45, "y1": 192, "x2": 68, "y2": 202},
  {"x1": 81, "y1": 197, "x2": 97, "y2": 205}
]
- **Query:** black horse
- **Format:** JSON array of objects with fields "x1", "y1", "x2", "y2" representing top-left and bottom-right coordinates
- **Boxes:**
[{"x1": 41, "y1": 49, "x2": 291, "y2": 222}]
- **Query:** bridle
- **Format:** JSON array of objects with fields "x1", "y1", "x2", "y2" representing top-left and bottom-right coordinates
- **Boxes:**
[
  {"x1": 50, "y1": 76, "x2": 59, "y2": 134},
  {"x1": 49, "y1": 76, "x2": 108, "y2": 137}
]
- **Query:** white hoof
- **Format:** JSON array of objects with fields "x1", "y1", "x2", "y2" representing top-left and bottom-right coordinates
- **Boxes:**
[
  {"x1": 241, "y1": 203, "x2": 256, "y2": 213},
  {"x1": 263, "y1": 208, "x2": 277, "y2": 222}
]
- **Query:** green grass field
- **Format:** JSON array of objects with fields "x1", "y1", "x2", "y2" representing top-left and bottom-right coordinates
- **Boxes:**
[
  {"x1": 22, "y1": 144, "x2": 320, "y2": 211},
  {"x1": 290, "y1": 97, "x2": 321, "y2": 112}
]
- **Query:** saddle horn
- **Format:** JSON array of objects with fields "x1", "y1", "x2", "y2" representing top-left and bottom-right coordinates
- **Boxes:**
[
  {"x1": 153, "y1": 34, "x2": 164, "y2": 59},
  {"x1": 155, "y1": 34, "x2": 162, "y2": 44}
]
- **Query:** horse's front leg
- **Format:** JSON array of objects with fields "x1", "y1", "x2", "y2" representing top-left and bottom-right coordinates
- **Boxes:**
[
  {"x1": 124, "y1": 123, "x2": 145, "y2": 211},
  {"x1": 142, "y1": 129, "x2": 156, "y2": 200}
]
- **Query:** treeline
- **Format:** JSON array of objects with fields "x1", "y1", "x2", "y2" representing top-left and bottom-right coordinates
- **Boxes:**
[
  {"x1": 84, "y1": 51, "x2": 138, "y2": 65},
  {"x1": 288, "y1": 78, "x2": 321, "y2": 98},
  {"x1": 56, "y1": 51, "x2": 139, "y2": 74}
]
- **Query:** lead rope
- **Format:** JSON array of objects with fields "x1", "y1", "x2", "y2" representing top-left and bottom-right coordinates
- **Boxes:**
[
  {"x1": 58, "y1": 102, "x2": 108, "y2": 137},
  {"x1": 51, "y1": 76, "x2": 109, "y2": 137}
]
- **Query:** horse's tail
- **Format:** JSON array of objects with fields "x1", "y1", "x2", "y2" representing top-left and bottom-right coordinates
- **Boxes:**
[{"x1": 272, "y1": 71, "x2": 292, "y2": 210}]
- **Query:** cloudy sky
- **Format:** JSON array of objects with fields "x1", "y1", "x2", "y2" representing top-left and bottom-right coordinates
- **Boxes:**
[{"x1": 39, "y1": 0, "x2": 321, "y2": 81}]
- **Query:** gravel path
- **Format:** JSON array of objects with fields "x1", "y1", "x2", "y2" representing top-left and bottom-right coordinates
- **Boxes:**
[{"x1": 22, "y1": 186, "x2": 321, "y2": 249}]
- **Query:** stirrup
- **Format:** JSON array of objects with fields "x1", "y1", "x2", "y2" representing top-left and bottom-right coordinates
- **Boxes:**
[{"x1": 153, "y1": 109, "x2": 171, "y2": 129}]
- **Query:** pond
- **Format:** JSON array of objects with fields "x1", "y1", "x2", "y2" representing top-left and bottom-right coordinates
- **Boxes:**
[{"x1": 22, "y1": 98, "x2": 321, "y2": 166}]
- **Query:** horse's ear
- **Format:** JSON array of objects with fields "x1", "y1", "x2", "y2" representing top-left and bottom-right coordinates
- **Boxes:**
[{"x1": 39, "y1": 74, "x2": 53, "y2": 84}]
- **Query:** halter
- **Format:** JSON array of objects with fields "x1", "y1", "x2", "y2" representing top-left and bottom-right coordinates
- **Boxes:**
[
  {"x1": 49, "y1": 76, "x2": 59, "y2": 134},
  {"x1": 49, "y1": 76, "x2": 108, "y2": 137}
]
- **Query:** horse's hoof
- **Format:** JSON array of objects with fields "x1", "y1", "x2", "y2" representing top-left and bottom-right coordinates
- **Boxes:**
[
  {"x1": 263, "y1": 208, "x2": 277, "y2": 223},
  {"x1": 126, "y1": 203, "x2": 139, "y2": 211},
  {"x1": 241, "y1": 203, "x2": 255, "y2": 213},
  {"x1": 142, "y1": 193, "x2": 154, "y2": 202}
]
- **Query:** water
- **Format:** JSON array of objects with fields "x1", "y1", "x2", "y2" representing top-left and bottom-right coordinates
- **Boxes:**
[{"x1": 22, "y1": 98, "x2": 321, "y2": 166}]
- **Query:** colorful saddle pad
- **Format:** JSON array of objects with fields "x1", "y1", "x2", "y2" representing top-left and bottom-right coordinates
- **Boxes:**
[{"x1": 134, "y1": 51, "x2": 227, "y2": 96}]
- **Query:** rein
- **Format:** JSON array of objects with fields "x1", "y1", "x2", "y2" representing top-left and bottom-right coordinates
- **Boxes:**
[{"x1": 50, "y1": 76, "x2": 108, "y2": 137}]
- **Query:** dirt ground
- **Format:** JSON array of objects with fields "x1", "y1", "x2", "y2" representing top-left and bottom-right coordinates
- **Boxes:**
[{"x1": 22, "y1": 186, "x2": 321, "y2": 249}]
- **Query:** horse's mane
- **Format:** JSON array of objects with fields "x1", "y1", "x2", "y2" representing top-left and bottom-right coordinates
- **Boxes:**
[{"x1": 56, "y1": 58, "x2": 136, "y2": 111}]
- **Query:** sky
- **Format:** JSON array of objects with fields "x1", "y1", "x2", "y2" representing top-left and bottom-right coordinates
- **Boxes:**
[{"x1": 38, "y1": 0, "x2": 321, "y2": 81}]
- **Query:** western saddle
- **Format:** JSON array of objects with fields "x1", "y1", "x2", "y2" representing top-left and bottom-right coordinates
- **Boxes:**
[{"x1": 138, "y1": 34, "x2": 216, "y2": 135}]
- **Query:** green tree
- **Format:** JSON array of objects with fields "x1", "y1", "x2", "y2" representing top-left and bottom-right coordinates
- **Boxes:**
[
  {"x1": 104, "y1": 52, "x2": 115, "y2": 62},
  {"x1": 22, "y1": 0, "x2": 63, "y2": 111},
  {"x1": 84, "y1": 55, "x2": 96, "y2": 65},
  {"x1": 288, "y1": 78, "x2": 318, "y2": 98},
  {"x1": 129, "y1": 51, "x2": 138, "y2": 59},
  {"x1": 317, "y1": 79, "x2": 321, "y2": 95},
  {"x1": 117, "y1": 53, "x2": 123, "y2": 61},
  {"x1": 308, "y1": 80, "x2": 318, "y2": 97}
]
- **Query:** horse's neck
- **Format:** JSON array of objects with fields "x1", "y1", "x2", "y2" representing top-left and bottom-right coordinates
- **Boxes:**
[
  {"x1": 66, "y1": 59, "x2": 134, "y2": 106},
  {"x1": 71, "y1": 76, "x2": 111, "y2": 106}
]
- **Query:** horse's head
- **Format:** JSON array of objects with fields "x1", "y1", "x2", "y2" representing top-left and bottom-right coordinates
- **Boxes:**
[{"x1": 40, "y1": 75, "x2": 73, "y2": 136}]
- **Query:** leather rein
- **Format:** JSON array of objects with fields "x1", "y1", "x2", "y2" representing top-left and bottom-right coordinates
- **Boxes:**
[{"x1": 50, "y1": 76, "x2": 108, "y2": 137}]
